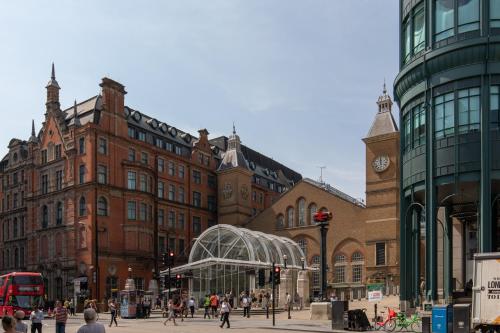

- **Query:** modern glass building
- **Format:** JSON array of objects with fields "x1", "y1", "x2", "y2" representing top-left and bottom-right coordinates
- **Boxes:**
[
  {"x1": 166, "y1": 224, "x2": 306, "y2": 302},
  {"x1": 395, "y1": 0, "x2": 500, "y2": 307}
]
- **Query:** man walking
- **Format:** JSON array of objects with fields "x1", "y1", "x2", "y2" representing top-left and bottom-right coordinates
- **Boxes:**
[
  {"x1": 108, "y1": 299, "x2": 118, "y2": 327},
  {"x1": 54, "y1": 301, "x2": 68, "y2": 333},
  {"x1": 30, "y1": 306, "x2": 44, "y2": 333},
  {"x1": 241, "y1": 292, "x2": 250, "y2": 318}
]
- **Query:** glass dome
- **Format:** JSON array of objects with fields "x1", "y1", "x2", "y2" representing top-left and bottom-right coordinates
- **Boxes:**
[{"x1": 189, "y1": 224, "x2": 306, "y2": 268}]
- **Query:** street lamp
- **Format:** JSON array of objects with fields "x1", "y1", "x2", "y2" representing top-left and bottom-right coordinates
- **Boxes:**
[
  {"x1": 283, "y1": 254, "x2": 288, "y2": 269},
  {"x1": 313, "y1": 211, "x2": 333, "y2": 301},
  {"x1": 301, "y1": 257, "x2": 305, "y2": 270},
  {"x1": 128, "y1": 266, "x2": 132, "y2": 278}
]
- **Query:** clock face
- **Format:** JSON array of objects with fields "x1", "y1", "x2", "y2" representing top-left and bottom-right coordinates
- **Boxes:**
[{"x1": 372, "y1": 155, "x2": 390, "y2": 173}]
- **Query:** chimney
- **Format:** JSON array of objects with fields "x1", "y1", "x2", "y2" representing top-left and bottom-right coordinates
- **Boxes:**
[{"x1": 100, "y1": 77, "x2": 127, "y2": 116}]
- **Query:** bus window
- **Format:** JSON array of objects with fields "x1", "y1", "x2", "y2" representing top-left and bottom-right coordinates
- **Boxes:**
[
  {"x1": 12, "y1": 276, "x2": 43, "y2": 285},
  {"x1": 0, "y1": 297, "x2": 3, "y2": 305},
  {"x1": 0, "y1": 277, "x2": 4, "y2": 286}
]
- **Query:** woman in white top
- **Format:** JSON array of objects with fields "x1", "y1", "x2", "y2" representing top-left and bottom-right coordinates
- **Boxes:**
[
  {"x1": 219, "y1": 298, "x2": 231, "y2": 329},
  {"x1": 188, "y1": 297, "x2": 196, "y2": 318}
]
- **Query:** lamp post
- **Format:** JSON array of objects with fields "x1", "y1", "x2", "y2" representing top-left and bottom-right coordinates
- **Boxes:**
[
  {"x1": 313, "y1": 211, "x2": 332, "y2": 301},
  {"x1": 301, "y1": 257, "x2": 305, "y2": 271}
]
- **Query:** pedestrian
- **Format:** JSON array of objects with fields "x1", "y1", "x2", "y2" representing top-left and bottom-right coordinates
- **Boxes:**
[
  {"x1": 76, "y1": 309, "x2": 106, "y2": 333},
  {"x1": 228, "y1": 290, "x2": 234, "y2": 309},
  {"x1": 163, "y1": 299, "x2": 178, "y2": 326},
  {"x1": 219, "y1": 298, "x2": 231, "y2": 329},
  {"x1": 241, "y1": 292, "x2": 250, "y2": 318},
  {"x1": 14, "y1": 311, "x2": 28, "y2": 333},
  {"x1": 2, "y1": 315, "x2": 17, "y2": 333},
  {"x1": 203, "y1": 295, "x2": 211, "y2": 319},
  {"x1": 30, "y1": 306, "x2": 44, "y2": 333},
  {"x1": 54, "y1": 300, "x2": 68, "y2": 333},
  {"x1": 210, "y1": 293, "x2": 218, "y2": 318},
  {"x1": 108, "y1": 299, "x2": 118, "y2": 327},
  {"x1": 69, "y1": 299, "x2": 75, "y2": 316},
  {"x1": 188, "y1": 297, "x2": 195, "y2": 318}
]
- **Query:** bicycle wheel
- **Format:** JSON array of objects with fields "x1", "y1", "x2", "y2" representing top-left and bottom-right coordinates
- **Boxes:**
[
  {"x1": 411, "y1": 321, "x2": 421, "y2": 332},
  {"x1": 384, "y1": 318, "x2": 397, "y2": 332},
  {"x1": 373, "y1": 322, "x2": 383, "y2": 331}
]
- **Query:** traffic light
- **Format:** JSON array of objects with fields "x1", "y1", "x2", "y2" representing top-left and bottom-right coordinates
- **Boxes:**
[
  {"x1": 162, "y1": 253, "x2": 168, "y2": 266},
  {"x1": 313, "y1": 211, "x2": 333, "y2": 223},
  {"x1": 175, "y1": 274, "x2": 182, "y2": 289},
  {"x1": 258, "y1": 269, "x2": 265, "y2": 287},
  {"x1": 273, "y1": 266, "x2": 281, "y2": 285},
  {"x1": 168, "y1": 250, "x2": 175, "y2": 266}
]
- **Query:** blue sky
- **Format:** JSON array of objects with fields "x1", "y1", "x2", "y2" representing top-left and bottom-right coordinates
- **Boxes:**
[{"x1": 0, "y1": 1, "x2": 399, "y2": 200}]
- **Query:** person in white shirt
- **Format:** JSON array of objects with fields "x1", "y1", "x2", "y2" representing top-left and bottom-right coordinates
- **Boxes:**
[
  {"x1": 219, "y1": 298, "x2": 231, "y2": 329},
  {"x1": 29, "y1": 307, "x2": 44, "y2": 333},
  {"x1": 188, "y1": 297, "x2": 196, "y2": 318},
  {"x1": 76, "y1": 309, "x2": 106, "y2": 333}
]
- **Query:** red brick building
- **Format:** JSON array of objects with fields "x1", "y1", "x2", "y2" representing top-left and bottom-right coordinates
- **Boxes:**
[{"x1": 0, "y1": 65, "x2": 300, "y2": 302}]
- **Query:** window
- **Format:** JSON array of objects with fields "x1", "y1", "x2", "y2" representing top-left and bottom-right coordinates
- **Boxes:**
[
  {"x1": 55, "y1": 170, "x2": 63, "y2": 190},
  {"x1": 159, "y1": 236, "x2": 165, "y2": 253},
  {"x1": 158, "y1": 158, "x2": 164, "y2": 172},
  {"x1": 259, "y1": 193, "x2": 263, "y2": 204},
  {"x1": 208, "y1": 195, "x2": 217, "y2": 211},
  {"x1": 169, "y1": 238, "x2": 176, "y2": 252},
  {"x1": 309, "y1": 204, "x2": 317, "y2": 225},
  {"x1": 79, "y1": 137, "x2": 85, "y2": 154},
  {"x1": 175, "y1": 146, "x2": 182, "y2": 155},
  {"x1": 127, "y1": 171, "x2": 136, "y2": 190},
  {"x1": 41, "y1": 150, "x2": 47, "y2": 164},
  {"x1": 56, "y1": 202, "x2": 63, "y2": 225},
  {"x1": 276, "y1": 215, "x2": 284, "y2": 229},
  {"x1": 128, "y1": 127, "x2": 136, "y2": 138},
  {"x1": 458, "y1": 87, "x2": 480, "y2": 134},
  {"x1": 97, "y1": 165, "x2": 107, "y2": 184},
  {"x1": 158, "y1": 181, "x2": 164, "y2": 198},
  {"x1": 128, "y1": 148, "x2": 135, "y2": 161},
  {"x1": 13, "y1": 194, "x2": 17, "y2": 209},
  {"x1": 413, "y1": 4, "x2": 425, "y2": 53},
  {"x1": 165, "y1": 142, "x2": 173, "y2": 152},
  {"x1": 352, "y1": 265, "x2": 363, "y2": 283},
  {"x1": 491, "y1": 86, "x2": 500, "y2": 128},
  {"x1": 138, "y1": 131, "x2": 146, "y2": 141},
  {"x1": 98, "y1": 138, "x2": 107, "y2": 154},
  {"x1": 13, "y1": 172, "x2": 18, "y2": 185},
  {"x1": 287, "y1": 207, "x2": 294, "y2": 228},
  {"x1": 134, "y1": 278, "x2": 145, "y2": 291},
  {"x1": 97, "y1": 197, "x2": 108, "y2": 216},
  {"x1": 168, "y1": 185, "x2": 175, "y2": 201},
  {"x1": 375, "y1": 242, "x2": 386, "y2": 266},
  {"x1": 13, "y1": 218, "x2": 18, "y2": 238},
  {"x1": 106, "y1": 276, "x2": 119, "y2": 300},
  {"x1": 413, "y1": 104, "x2": 426, "y2": 147},
  {"x1": 178, "y1": 213, "x2": 185, "y2": 230},
  {"x1": 193, "y1": 192, "x2": 201, "y2": 207},
  {"x1": 141, "y1": 152, "x2": 148, "y2": 164},
  {"x1": 79, "y1": 165, "x2": 86, "y2": 184},
  {"x1": 458, "y1": 0, "x2": 479, "y2": 33},
  {"x1": 434, "y1": 92, "x2": 455, "y2": 138},
  {"x1": 192, "y1": 216, "x2": 201, "y2": 236},
  {"x1": 42, "y1": 205, "x2": 48, "y2": 228},
  {"x1": 492, "y1": 0, "x2": 500, "y2": 28},
  {"x1": 155, "y1": 137, "x2": 163, "y2": 148},
  {"x1": 178, "y1": 165, "x2": 185, "y2": 178},
  {"x1": 297, "y1": 238, "x2": 307, "y2": 257},
  {"x1": 252, "y1": 191, "x2": 257, "y2": 202},
  {"x1": 158, "y1": 209, "x2": 164, "y2": 226},
  {"x1": 139, "y1": 174, "x2": 147, "y2": 192},
  {"x1": 193, "y1": 170, "x2": 201, "y2": 184},
  {"x1": 178, "y1": 187, "x2": 185, "y2": 203},
  {"x1": 335, "y1": 266, "x2": 346, "y2": 283},
  {"x1": 208, "y1": 175, "x2": 216, "y2": 188},
  {"x1": 178, "y1": 239, "x2": 185, "y2": 256},
  {"x1": 352, "y1": 252, "x2": 364, "y2": 262},
  {"x1": 168, "y1": 162, "x2": 175, "y2": 176},
  {"x1": 55, "y1": 144, "x2": 62, "y2": 159},
  {"x1": 298, "y1": 198, "x2": 306, "y2": 226},
  {"x1": 41, "y1": 175, "x2": 49, "y2": 194},
  {"x1": 79, "y1": 197, "x2": 86, "y2": 216},
  {"x1": 403, "y1": 17, "x2": 411, "y2": 63},
  {"x1": 168, "y1": 211, "x2": 175, "y2": 228},
  {"x1": 139, "y1": 203, "x2": 147, "y2": 221},
  {"x1": 127, "y1": 201, "x2": 136, "y2": 220},
  {"x1": 435, "y1": 0, "x2": 455, "y2": 41}
]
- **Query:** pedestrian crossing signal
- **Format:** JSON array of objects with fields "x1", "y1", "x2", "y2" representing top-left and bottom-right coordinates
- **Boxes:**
[
  {"x1": 175, "y1": 274, "x2": 182, "y2": 289},
  {"x1": 273, "y1": 267, "x2": 281, "y2": 285}
]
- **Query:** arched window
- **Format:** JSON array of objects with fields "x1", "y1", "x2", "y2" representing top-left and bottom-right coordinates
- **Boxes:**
[
  {"x1": 79, "y1": 197, "x2": 87, "y2": 216},
  {"x1": 56, "y1": 202, "x2": 63, "y2": 225},
  {"x1": 297, "y1": 238, "x2": 307, "y2": 257},
  {"x1": 55, "y1": 233, "x2": 63, "y2": 256},
  {"x1": 334, "y1": 254, "x2": 347, "y2": 283},
  {"x1": 13, "y1": 218, "x2": 18, "y2": 238},
  {"x1": 287, "y1": 207, "x2": 294, "y2": 228},
  {"x1": 20, "y1": 247, "x2": 24, "y2": 267},
  {"x1": 352, "y1": 252, "x2": 364, "y2": 262},
  {"x1": 276, "y1": 215, "x2": 285, "y2": 229},
  {"x1": 42, "y1": 205, "x2": 48, "y2": 228},
  {"x1": 297, "y1": 198, "x2": 306, "y2": 226},
  {"x1": 309, "y1": 203, "x2": 317, "y2": 224},
  {"x1": 14, "y1": 248, "x2": 19, "y2": 268},
  {"x1": 97, "y1": 197, "x2": 108, "y2": 216},
  {"x1": 6, "y1": 249, "x2": 9, "y2": 268}
]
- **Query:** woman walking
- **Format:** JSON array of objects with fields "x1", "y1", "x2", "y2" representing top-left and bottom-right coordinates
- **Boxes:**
[
  {"x1": 219, "y1": 298, "x2": 231, "y2": 329},
  {"x1": 163, "y1": 299, "x2": 178, "y2": 326},
  {"x1": 108, "y1": 298, "x2": 118, "y2": 327},
  {"x1": 188, "y1": 297, "x2": 196, "y2": 318}
]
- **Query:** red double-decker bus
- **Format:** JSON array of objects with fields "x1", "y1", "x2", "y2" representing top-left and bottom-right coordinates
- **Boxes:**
[{"x1": 0, "y1": 272, "x2": 44, "y2": 316}]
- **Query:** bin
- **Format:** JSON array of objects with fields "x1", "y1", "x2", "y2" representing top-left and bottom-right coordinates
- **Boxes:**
[
  {"x1": 422, "y1": 316, "x2": 431, "y2": 333},
  {"x1": 432, "y1": 305, "x2": 453, "y2": 333},
  {"x1": 331, "y1": 301, "x2": 348, "y2": 330},
  {"x1": 452, "y1": 304, "x2": 471, "y2": 333}
]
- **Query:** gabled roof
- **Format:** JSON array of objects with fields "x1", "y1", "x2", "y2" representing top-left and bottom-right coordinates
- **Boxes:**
[{"x1": 366, "y1": 110, "x2": 398, "y2": 138}]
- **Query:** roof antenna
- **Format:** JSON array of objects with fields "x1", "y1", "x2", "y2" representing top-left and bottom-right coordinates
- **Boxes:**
[{"x1": 317, "y1": 166, "x2": 326, "y2": 184}]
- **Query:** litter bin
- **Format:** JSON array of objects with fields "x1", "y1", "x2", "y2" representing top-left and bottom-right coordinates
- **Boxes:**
[
  {"x1": 452, "y1": 304, "x2": 471, "y2": 333},
  {"x1": 432, "y1": 305, "x2": 452, "y2": 333},
  {"x1": 331, "y1": 301, "x2": 348, "y2": 330},
  {"x1": 422, "y1": 316, "x2": 431, "y2": 333}
]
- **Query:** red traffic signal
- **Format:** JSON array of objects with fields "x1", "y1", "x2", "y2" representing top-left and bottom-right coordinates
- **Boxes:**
[
  {"x1": 169, "y1": 251, "x2": 174, "y2": 257},
  {"x1": 176, "y1": 274, "x2": 181, "y2": 279},
  {"x1": 274, "y1": 267, "x2": 281, "y2": 273},
  {"x1": 313, "y1": 211, "x2": 332, "y2": 223}
]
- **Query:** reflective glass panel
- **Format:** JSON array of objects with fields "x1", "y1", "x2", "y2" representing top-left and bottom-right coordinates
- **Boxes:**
[{"x1": 435, "y1": 0, "x2": 455, "y2": 41}]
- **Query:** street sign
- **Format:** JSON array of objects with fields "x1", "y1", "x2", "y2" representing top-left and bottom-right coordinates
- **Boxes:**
[{"x1": 368, "y1": 290, "x2": 383, "y2": 302}]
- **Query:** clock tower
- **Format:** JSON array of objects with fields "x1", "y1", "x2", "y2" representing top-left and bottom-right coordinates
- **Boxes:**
[{"x1": 362, "y1": 83, "x2": 400, "y2": 288}]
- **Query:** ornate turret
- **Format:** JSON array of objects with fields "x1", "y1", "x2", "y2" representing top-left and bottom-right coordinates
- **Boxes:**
[
  {"x1": 366, "y1": 82, "x2": 398, "y2": 138},
  {"x1": 28, "y1": 119, "x2": 37, "y2": 143},
  {"x1": 217, "y1": 124, "x2": 249, "y2": 171},
  {"x1": 46, "y1": 63, "x2": 60, "y2": 109}
]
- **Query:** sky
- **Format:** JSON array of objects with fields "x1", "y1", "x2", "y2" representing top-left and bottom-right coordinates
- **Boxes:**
[{"x1": 0, "y1": 1, "x2": 399, "y2": 200}]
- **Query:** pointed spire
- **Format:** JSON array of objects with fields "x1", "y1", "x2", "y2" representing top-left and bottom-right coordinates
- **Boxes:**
[
  {"x1": 51, "y1": 62, "x2": 56, "y2": 80},
  {"x1": 232, "y1": 122, "x2": 236, "y2": 135},
  {"x1": 383, "y1": 78, "x2": 387, "y2": 95},
  {"x1": 46, "y1": 62, "x2": 60, "y2": 89},
  {"x1": 73, "y1": 100, "x2": 80, "y2": 127},
  {"x1": 29, "y1": 119, "x2": 37, "y2": 143}
]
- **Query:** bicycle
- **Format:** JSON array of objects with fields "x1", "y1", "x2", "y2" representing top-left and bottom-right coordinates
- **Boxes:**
[
  {"x1": 393, "y1": 311, "x2": 421, "y2": 332},
  {"x1": 373, "y1": 307, "x2": 397, "y2": 331}
]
